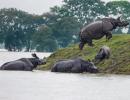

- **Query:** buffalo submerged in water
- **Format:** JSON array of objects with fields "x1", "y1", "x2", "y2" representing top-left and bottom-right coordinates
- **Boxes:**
[
  {"x1": 0, "y1": 53, "x2": 46, "y2": 71},
  {"x1": 51, "y1": 58, "x2": 98, "y2": 73},
  {"x1": 79, "y1": 17, "x2": 129, "y2": 50}
]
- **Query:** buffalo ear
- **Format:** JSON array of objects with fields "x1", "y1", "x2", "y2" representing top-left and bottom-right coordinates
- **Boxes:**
[
  {"x1": 32, "y1": 53, "x2": 36, "y2": 57},
  {"x1": 88, "y1": 59, "x2": 91, "y2": 62},
  {"x1": 32, "y1": 53, "x2": 39, "y2": 59},
  {"x1": 117, "y1": 16, "x2": 121, "y2": 21}
]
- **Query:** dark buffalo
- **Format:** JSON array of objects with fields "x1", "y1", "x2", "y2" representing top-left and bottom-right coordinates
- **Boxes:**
[
  {"x1": 79, "y1": 17, "x2": 129, "y2": 50},
  {"x1": 51, "y1": 58, "x2": 98, "y2": 73},
  {"x1": 95, "y1": 46, "x2": 110, "y2": 61},
  {"x1": 0, "y1": 53, "x2": 46, "y2": 71}
]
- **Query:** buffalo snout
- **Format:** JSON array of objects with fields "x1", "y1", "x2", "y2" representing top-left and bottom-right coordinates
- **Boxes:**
[
  {"x1": 87, "y1": 62, "x2": 99, "y2": 73},
  {"x1": 38, "y1": 59, "x2": 46, "y2": 65},
  {"x1": 89, "y1": 68, "x2": 99, "y2": 73},
  {"x1": 118, "y1": 21, "x2": 129, "y2": 27},
  {"x1": 89, "y1": 65, "x2": 98, "y2": 73}
]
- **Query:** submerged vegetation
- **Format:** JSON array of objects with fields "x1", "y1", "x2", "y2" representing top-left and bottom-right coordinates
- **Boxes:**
[{"x1": 39, "y1": 35, "x2": 130, "y2": 74}]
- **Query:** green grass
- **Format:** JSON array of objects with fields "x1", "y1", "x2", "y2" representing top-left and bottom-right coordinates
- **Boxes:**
[{"x1": 39, "y1": 34, "x2": 130, "y2": 74}]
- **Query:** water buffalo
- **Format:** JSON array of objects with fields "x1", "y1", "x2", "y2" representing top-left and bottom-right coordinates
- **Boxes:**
[
  {"x1": 51, "y1": 58, "x2": 98, "y2": 73},
  {"x1": 0, "y1": 53, "x2": 46, "y2": 71},
  {"x1": 79, "y1": 17, "x2": 129, "y2": 50},
  {"x1": 95, "y1": 46, "x2": 110, "y2": 61}
]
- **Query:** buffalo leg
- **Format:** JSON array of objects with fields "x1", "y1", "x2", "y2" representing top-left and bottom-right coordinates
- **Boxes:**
[
  {"x1": 24, "y1": 67, "x2": 32, "y2": 71},
  {"x1": 79, "y1": 42, "x2": 85, "y2": 50},
  {"x1": 87, "y1": 39, "x2": 94, "y2": 46},
  {"x1": 71, "y1": 67, "x2": 81, "y2": 73},
  {"x1": 51, "y1": 67, "x2": 57, "y2": 72},
  {"x1": 105, "y1": 32, "x2": 112, "y2": 41}
]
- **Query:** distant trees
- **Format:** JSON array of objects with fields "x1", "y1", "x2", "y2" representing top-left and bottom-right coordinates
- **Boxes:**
[
  {"x1": 54, "y1": 0, "x2": 107, "y2": 25},
  {"x1": 0, "y1": 8, "x2": 80, "y2": 51},
  {"x1": 50, "y1": 16, "x2": 81, "y2": 47},
  {"x1": 106, "y1": 1, "x2": 130, "y2": 33},
  {"x1": 0, "y1": 0, "x2": 130, "y2": 52},
  {"x1": 32, "y1": 25, "x2": 57, "y2": 52},
  {"x1": 0, "y1": 8, "x2": 27, "y2": 51},
  {"x1": 0, "y1": 8, "x2": 44, "y2": 51}
]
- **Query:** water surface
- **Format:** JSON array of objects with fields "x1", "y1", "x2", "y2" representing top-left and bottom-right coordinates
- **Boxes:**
[
  {"x1": 0, "y1": 52, "x2": 130, "y2": 100},
  {"x1": 0, "y1": 71, "x2": 130, "y2": 100}
]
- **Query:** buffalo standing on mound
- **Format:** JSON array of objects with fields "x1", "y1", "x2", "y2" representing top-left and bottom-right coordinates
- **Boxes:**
[
  {"x1": 79, "y1": 17, "x2": 129, "y2": 50},
  {"x1": 51, "y1": 58, "x2": 98, "y2": 73},
  {"x1": 0, "y1": 53, "x2": 46, "y2": 71}
]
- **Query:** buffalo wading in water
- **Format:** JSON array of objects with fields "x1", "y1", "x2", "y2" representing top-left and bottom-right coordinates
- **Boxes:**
[
  {"x1": 0, "y1": 53, "x2": 46, "y2": 71},
  {"x1": 51, "y1": 58, "x2": 98, "y2": 73},
  {"x1": 79, "y1": 17, "x2": 129, "y2": 50}
]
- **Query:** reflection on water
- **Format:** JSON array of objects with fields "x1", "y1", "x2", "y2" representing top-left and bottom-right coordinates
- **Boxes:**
[
  {"x1": 0, "y1": 71, "x2": 130, "y2": 100},
  {"x1": 0, "y1": 52, "x2": 130, "y2": 100}
]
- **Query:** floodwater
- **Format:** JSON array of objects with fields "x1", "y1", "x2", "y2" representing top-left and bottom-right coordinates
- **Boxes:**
[{"x1": 0, "y1": 52, "x2": 130, "y2": 100}]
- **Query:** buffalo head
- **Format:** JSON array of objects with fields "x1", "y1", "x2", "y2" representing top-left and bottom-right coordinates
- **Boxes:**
[
  {"x1": 81, "y1": 59, "x2": 98, "y2": 73},
  {"x1": 30, "y1": 53, "x2": 46, "y2": 68},
  {"x1": 95, "y1": 46, "x2": 110, "y2": 62},
  {"x1": 115, "y1": 17, "x2": 129, "y2": 27}
]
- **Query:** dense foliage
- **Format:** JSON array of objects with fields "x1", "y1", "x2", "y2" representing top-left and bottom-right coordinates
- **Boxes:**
[{"x1": 0, "y1": 0, "x2": 130, "y2": 52}]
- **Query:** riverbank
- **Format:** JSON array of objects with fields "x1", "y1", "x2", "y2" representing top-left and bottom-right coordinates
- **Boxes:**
[{"x1": 39, "y1": 34, "x2": 130, "y2": 74}]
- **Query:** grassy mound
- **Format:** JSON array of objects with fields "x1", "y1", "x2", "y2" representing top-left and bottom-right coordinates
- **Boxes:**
[{"x1": 39, "y1": 34, "x2": 130, "y2": 74}]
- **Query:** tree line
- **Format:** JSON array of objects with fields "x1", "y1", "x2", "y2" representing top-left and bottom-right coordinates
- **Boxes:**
[{"x1": 0, "y1": 0, "x2": 130, "y2": 52}]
